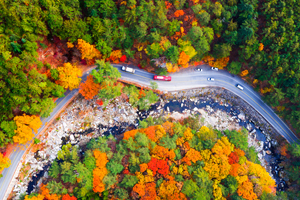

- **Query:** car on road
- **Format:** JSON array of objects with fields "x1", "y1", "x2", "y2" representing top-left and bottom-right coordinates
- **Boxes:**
[
  {"x1": 211, "y1": 67, "x2": 218, "y2": 71},
  {"x1": 236, "y1": 84, "x2": 244, "y2": 90},
  {"x1": 207, "y1": 78, "x2": 215, "y2": 81},
  {"x1": 153, "y1": 75, "x2": 171, "y2": 81},
  {"x1": 194, "y1": 68, "x2": 203, "y2": 72},
  {"x1": 122, "y1": 66, "x2": 135, "y2": 73}
]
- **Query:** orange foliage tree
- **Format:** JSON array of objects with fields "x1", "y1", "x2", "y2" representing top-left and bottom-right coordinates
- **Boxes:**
[
  {"x1": 106, "y1": 50, "x2": 122, "y2": 63},
  {"x1": 79, "y1": 75, "x2": 101, "y2": 100},
  {"x1": 165, "y1": 1, "x2": 172, "y2": 10},
  {"x1": 56, "y1": 63, "x2": 82, "y2": 90},
  {"x1": 40, "y1": 184, "x2": 60, "y2": 200},
  {"x1": 133, "y1": 183, "x2": 146, "y2": 197},
  {"x1": 141, "y1": 182, "x2": 156, "y2": 200},
  {"x1": 237, "y1": 180, "x2": 258, "y2": 200},
  {"x1": 13, "y1": 114, "x2": 42, "y2": 144},
  {"x1": 240, "y1": 70, "x2": 249, "y2": 77},
  {"x1": 93, "y1": 150, "x2": 109, "y2": 193},
  {"x1": 123, "y1": 129, "x2": 139, "y2": 140},
  {"x1": 258, "y1": 43, "x2": 264, "y2": 51},
  {"x1": 151, "y1": 145, "x2": 176, "y2": 160},
  {"x1": 178, "y1": 51, "x2": 190, "y2": 68},
  {"x1": 174, "y1": 10, "x2": 185, "y2": 17},
  {"x1": 144, "y1": 126, "x2": 156, "y2": 141},
  {"x1": 182, "y1": 148, "x2": 202, "y2": 166},
  {"x1": 214, "y1": 57, "x2": 229, "y2": 69},
  {"x1": 162, "y1": 121, "x2": 174, "y2": 135},
  {"x1": 77, "y1": 39, "x2": 101, "y2": 60},
  {"x1": 140, "y1": 163, "x2": 148, "y2": 173}
]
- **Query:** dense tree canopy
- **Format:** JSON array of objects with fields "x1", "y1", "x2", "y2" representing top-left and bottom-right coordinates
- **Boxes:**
[{"x1": 25, "y1": 119, "x2": 276, "y2": 200}]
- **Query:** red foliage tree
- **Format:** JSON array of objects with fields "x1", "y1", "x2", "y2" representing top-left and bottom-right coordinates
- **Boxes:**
[
  {"x1": 120, "y1": 55, "x2": 127, "y2": 62},
  {"x1": 228, "y1": 152, "x2": 239, "y2": 164},
  {"x1": 62, "y1": 194, "x2": 77, "y2": 200},
  {"x1": 147, "y1": 158, "x2": 169, "y2": 176}
]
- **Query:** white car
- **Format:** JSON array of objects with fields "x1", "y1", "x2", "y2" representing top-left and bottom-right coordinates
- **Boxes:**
[
  {"x1": 122, "y1": 66, "x2": 135, "y2": 73},
  {"x1": 194, "y1": 68, "x2": 203, "y2": 72},
  {"x1": 207, "y1": 78, "x2": 215, "y2": 81},
  {"x1": 236, "y1": 84, "x2": 244, "y2": 90},
  {"x1": 211, "y1": 67, "x2": 218, "y2": 71}
]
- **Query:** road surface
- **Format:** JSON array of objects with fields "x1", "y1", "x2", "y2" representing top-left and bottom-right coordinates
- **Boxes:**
[{"x1": 0, "y1": 64, "x2": 298, "y2": 199}]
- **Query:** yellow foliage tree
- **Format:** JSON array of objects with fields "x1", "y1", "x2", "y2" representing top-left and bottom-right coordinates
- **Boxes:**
[
  {"x1": 56, "y1": 63, "x2": 82, "y2": 90},
  {"x1": 13, "y1": 114, "x2": 42, "y2": 144},
  {"x1": 77, "y1": 39, "x2": 101, "y2": 60},
  {"x1": 202, "y1": 137, "x2": 233, "y2": 180},
  {"x1": 155, "y1": 125, "x2": 166, "y2": 141},
  {"x1": 166, "y1": 63, "x2": 179, "y2": 73},
  {"x1": 197, "y1": 126, "x2": 217, "y2": 141},
  {"x1": 214, "y1": 57, "x2": 229, "y2": 69},
  {"x1": 247, "y1": 161, "x2": 276, "y2": 193},
  {"x1": 240, "y1": 70, "x2": 249, "y2": 77},
  {"x1": 24, "y1": 194, "x2": 45, "y2": 200},
  {"x1": 67, "y1": 42, "x2": 74, "y2": 48},
  {"x1": 212, "y1": 137, "x2": 234, "y2": 157},
  {"x1": 182, "y1": 46, "x2": 197, "y2": 60},
  {"x1": 213, "y1": 180, "x2": 226, "y2": 200},
  {"x1": 158, "y1": 179, "x2": 180, "y2": 199},
  {"x1": 0, "y1": 153, "x2": 11, "y2": 171},
  {"x1": 183, "y1": 127, "x2": 193, "y2": 141}
]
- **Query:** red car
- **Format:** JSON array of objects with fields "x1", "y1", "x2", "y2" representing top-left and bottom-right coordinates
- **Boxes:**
[{"x1": 153, "y1": 75, "x2": 171, "y2": 81}]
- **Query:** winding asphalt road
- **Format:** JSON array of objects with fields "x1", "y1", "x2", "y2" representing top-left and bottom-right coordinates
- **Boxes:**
[{"x1": 0, "y1": 64, "x2": 299, "y2": 199}]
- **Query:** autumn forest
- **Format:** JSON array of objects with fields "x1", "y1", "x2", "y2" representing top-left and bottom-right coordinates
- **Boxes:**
[{"x1": 1, "y1": 0, "x2": 300, "y2": 199}]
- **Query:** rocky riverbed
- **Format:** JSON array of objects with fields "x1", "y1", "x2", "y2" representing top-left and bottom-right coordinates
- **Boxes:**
[{"x1": 9, "y1": 87, "x2": 287, "y2": 199}]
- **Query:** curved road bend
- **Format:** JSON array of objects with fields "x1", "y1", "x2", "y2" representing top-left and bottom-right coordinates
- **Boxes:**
[{"x1": 0, "y1": 64, "x2": 299, "y2": 199}]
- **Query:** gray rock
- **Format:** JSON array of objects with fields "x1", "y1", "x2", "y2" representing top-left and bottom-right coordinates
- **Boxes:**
[
  {"x1": 266, "y1": 150, "x2": 272, "y2": 155},
  {"x1": 114, "y1": 117, "x2": 119, "y2": 122},
  {"x1": 238, "y1": 111, "x2": 245, "y2": 121}
]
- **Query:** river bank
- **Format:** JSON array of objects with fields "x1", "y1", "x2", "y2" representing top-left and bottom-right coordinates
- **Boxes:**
[{"x1": 8, "y1": 87, "x2": 287, "y2": 199}]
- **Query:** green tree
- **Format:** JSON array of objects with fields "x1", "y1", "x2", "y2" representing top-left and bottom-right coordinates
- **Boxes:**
[
  {"x1": 119, "y1": 174, "x2": 138, "y2": 188},
  {"x1": 165, "y1": 46, "x2": 180, "y2": 63},
  {"x1": 114, "y1": 188, "x2": 129, "y2": 200},
  {"x1": 49, "y1": 160, "x2": 60, "y2": 179},
  {"x1": 221, "y1": 175, "x2": 238, "y2": 195},
  {"x1": 46, "y1": 180, "x2": 65, "y2": 195},
  {"x1": 227, "y1": 61, "x2": 242, "y2": 74},
  {"x1": 289, "y1": 143, "x2": 300, "y2": 157},
  {"x1": 213, "y1": 43, "x2": 232, "y2": 58},
  {"x1": 150, "y1": 81, "x2": 158, "y2": 90},
  {"x1": 224, "y1": 129, "x2": 248, "y2": 150},
  {"x1": 107, "y1": 161, "x2": 124, "y2": 175}
]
